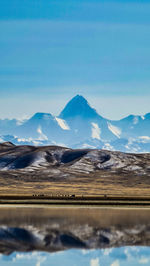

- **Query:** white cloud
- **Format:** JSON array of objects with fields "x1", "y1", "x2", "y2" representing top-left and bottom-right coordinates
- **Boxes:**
[
  {"x1": 139, "y1": 136, "x2": 150, "y2": 143},
  {"x1": 111, "y1": 260, "x2": 120, "y2": 266},
  {"x1": 103, "y1": 248, "x2": 113, "y2": 256},
  {"x1": 36, "y1": 262, "x2": 40, "y2": 266},
  {"x1": 90, "y1": 257, "x2": 100, "y2": 266},
  {"x1": 139, "y1": 257, "x2": 149, "y2": 264},
  {"x1": 36, "y1": 255, "x2": 46, "y2": 266},
  {"x1": 13, "y1": 251, "x2": 46, "y2": 266},
  {"x1": 13, "y1": 252, "x2": 39, "y2": 262},
  {"x1": 81, "y1": 249, "x2": 93, "y2": 255}
]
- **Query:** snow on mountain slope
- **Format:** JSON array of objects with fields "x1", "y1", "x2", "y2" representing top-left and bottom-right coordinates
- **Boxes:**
[
  {"x1": 110, "y1": 114, "x2": 150, "y2": 139},
  {"x1": 59, "y1": 95, "x2": 117, "y2": 143},
  {"x1": 91, "y1": 122, "x2": 101, "y2": 140},
  {"x1": 37, "y1": 126, "x2": 48, "y2": 140},
  {"x1": 107, "y1": 122, "x2": 121, "y2": 138},
  {"x1": 0, "y1": 95, "x2": 150, "y2": 153},
  {"x1": 14, "y1": 112, "x2": 66, "y2": 141},
  {"x1": 133, "y1": 116, "x2": 139, "y2": 125},
  {"x1": 55, "y1": 117, "x2": 70, "y2": 130}
]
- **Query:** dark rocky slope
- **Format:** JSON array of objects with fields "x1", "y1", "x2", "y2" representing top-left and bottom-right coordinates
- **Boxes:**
[
  {"x1": 0, "y1": 142, "x2": 150, "y2": 197},
  {"x1": 0, "y1": 142, "x2": 150, "y2": 176}
]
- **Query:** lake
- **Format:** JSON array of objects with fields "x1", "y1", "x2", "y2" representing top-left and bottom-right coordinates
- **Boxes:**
[{"x1": 0, "y1": 206, "x2": 149, "y2": 265}]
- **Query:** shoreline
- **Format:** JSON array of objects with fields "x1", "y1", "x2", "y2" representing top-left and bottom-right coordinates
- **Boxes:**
[
  {"x1": 0, "y1": 199, "x2": 150, "y2": 207},
  {"x1": 0, "y1": 204, "x2": 150, "y2": 209},
  {"x1": 0, "y1": 195, "x2": 150, "y2": 207}
]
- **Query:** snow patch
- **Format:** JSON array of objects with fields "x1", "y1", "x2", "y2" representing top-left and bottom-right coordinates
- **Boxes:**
[
  {"x1": 31, "y1": 153, "x2": 46, "y2": 167},
  {"x1": 103, "y1": 143, "x2": 114, "y2": 151},
  {"x1": 37, "y1": 126, "x2": 48, "y2": 140},
  {"x1": 133, "y1": 116, "x2": 139, "y2": 125},
  {"x1": 107, "y1": 122, "x2": 121, "y2": 138},
  {"x1": 52, "y1": 141, "x2": 67, "y2": 147},
  {"x1": 81, "y1": 143, "x2": 96, "y2": 149},
  {"x1": 55, "y1": 117, "x2": 70, "y2": 130},
  {"x1": 111, "y1": 260, "x2": 120, "y2": 266},
  {"x1": 90, "y1": 258, "x2": 99, "y2": 266},
  {"x1": 126, "y1": 165, "x2": 142, "y2": 171},
  {"x1": 16, "y1": 115, "x2": 29, "y2": 125},
  {"x1": 91, "y1": 123, "x2": 101, "y2": 140}
]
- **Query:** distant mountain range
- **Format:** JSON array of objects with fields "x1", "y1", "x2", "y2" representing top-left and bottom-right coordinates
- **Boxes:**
[{"x1": 0, "y1": 95, "x2": 150, "y2": 153}]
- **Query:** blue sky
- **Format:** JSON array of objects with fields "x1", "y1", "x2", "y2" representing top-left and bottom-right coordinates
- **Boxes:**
[
  {"x1": 1, "y1": 247, "x2": 150, "y2": 266},
  {"x1": 0, "y1": 0, "x2": 150, "y2": 119}
]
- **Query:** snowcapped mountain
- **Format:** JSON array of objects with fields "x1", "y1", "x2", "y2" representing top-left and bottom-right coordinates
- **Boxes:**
[
  {"x1": 15, "y1": 112, "x2": 63, "y2": 139},
  {"x1": 59, "y1": 95, "x2": 117, "y2": 144},
  {"x1": 60, "y1": 95, "x2": 100, "y2": 120},
  {"x1": 0, "y1": 95, "x2": 150, "y2": 153},
  {"x1": 109, "y1": 114, "x2": 150, "y2": 139},
  {"x1": 0, "y1": 119, "x2": 18, "y2": 135}
]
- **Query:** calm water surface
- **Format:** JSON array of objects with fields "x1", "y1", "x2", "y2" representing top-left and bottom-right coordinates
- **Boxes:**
[{"x1": 0, "y1": 206, "x2": 149, "y2": 266}]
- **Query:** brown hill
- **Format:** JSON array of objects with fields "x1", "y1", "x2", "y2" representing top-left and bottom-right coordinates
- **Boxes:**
[{"x1": 0, "y1": 142, "x2": 150, "y2": 196}]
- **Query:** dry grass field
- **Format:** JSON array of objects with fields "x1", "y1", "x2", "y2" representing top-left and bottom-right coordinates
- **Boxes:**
[
  {"x1": 0, "y1": 143, "x2": 150, "y2": 199},
  {"x1": 0, "y1": 170, "x2": 150, "y2": 198}
]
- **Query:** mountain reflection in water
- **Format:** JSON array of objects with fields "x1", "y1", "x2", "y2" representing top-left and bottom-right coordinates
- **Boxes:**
[{"x1": 0, "y1": 207, "x2": 149, "y2": 265}]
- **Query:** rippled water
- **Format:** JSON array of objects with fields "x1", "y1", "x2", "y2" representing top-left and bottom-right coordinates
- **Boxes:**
[{"x1": 0, "y1": 206, "x2": 149, "y2": 265}]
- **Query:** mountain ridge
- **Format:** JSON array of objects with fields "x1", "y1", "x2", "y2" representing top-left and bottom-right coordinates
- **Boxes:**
[
  {"x1": 59, "y1": 95, "x2": 101, "y2": 120},
  {"x1": 0, "y1": 95, "x2": 150, "y2": 153}
]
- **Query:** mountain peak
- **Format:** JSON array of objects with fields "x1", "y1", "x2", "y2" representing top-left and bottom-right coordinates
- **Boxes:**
[
  {"x1": 71, "y1": 94, "x2": 87, "y2": 102},
  {"x1": 59, "y1": 95, "x2": 100, "y2": 120},
  {"x1": 30, "y1": 113, "x2": 53, "y2": 120},
  {"x1": 145, "y1": 113, "x2": 150, "y2": 119}
]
